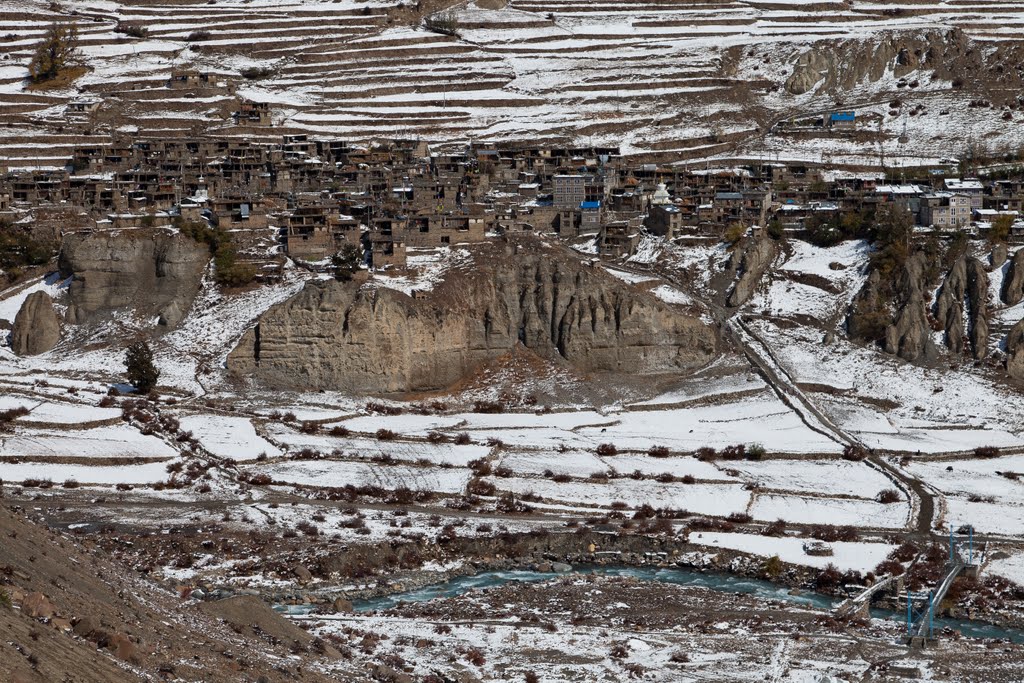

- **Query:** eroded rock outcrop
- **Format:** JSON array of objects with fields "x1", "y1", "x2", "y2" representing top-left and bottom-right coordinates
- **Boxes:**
[
  {"x1": 726, "y1": 237, "x2": 778, "y2": 308},
  {"x1": 786, "y1": 29, "x2": 1024, "y2": 101},
  {"x1": 1002, "y1": 248, "x2": 1024, "y2": 306},
  {"x1": 10, "y1": 291, "x2": 60, "y2": 356},
  {"x1": 935, "y1": 257, "x2": 966, "y2": 354},
  {"x1": 991, "y1": 243, "x2": 1008, "y2": 270},
  {"x1": 883, "y1": 251, "x2": 936, "y2": 362},
  {"x1": 966, "y1": 258, "x2": 989, "y2": 359},
  {"x1": 935, "y1": 256, "x2": 989, "y2": 359},
  {"x1": 228, "y1": 244, "x2": 718, "y2": 393},
  {"x1": 1006, "y1": 319, "x2": 1024, "y2": 379},
  {"x1": 58, "y1": 229, "x2": 209, "y2": 329}
]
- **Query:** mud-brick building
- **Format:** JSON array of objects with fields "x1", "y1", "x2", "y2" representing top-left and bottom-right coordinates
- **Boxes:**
[
  {"x1": 369, "y1": 217, "x2": 407, "y2": 269},
  {"x1": 599, "y1": 219, "x2": 640, "y2": 257},
  {"x1": 211, "y1": 195, "x2": 271, "y2": 231},
  {"x1": 28, "y1": 206, "x2": 94, "y2": 241},
  {"x1": 988, "y1": 180, "x2": 1024, "y2": 213},
  {"x1": 8, "y1": 173, "x2": 67, "y2": 205},
  {"x1": 167, "y1": 70, "x2": 219, "y2": 90},
  {"x1": 235, "y1": 100, "x2": 272, "y2": 127},
  {"x1": 709, "y1": 189, "x2": 772, "y2": 227},
  {"x1": 404, "y1": 211, "x2": 488, "y2": 247},
  {"x1": 283, "y1": 199, "x2": 359, "y2": 261}
]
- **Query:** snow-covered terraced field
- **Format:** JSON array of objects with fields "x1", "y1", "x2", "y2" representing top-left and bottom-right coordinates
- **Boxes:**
[
  {"x1": 179, "y1": 414, "x2": 282, "y2": 461},
  {"x1": 751, "y1": 492, "x2": 910, "y2": 529},
  {"x1": 0, "y1": 459, "x2": 177, "y2": 485},
  {"x1": 693, "y1": 531, "x2": 896, "y2": 572},
  {"x1": 247, "y1": 459, "x2": 474, "y2": 494},
  {"x1": 0, "y1": 424, "x2": 178, "y2": 459},
  {"x1": 3, "y1": 0, "x2": 1024, "y2": 165},
  {"x1": 721, "y1": 458, "x2": 896, "y2": 498},
  {"x1": 0, "y1": 396, "x2": 120, "y2": 424},
  {"x1": 496, "y1": 476, "x2": 753, "y2": 516}
]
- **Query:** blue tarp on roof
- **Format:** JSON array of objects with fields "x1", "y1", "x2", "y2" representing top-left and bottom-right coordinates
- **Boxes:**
[
  {"x1": 830, "y1": 111, "x2": 855, "y2": 122},
  {"x1": 580, "y1": 201, "x2": 601, "y2": 209}
]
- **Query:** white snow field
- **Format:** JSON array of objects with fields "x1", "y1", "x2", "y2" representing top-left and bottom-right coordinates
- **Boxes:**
[
  {"x1": 0, "y1": 424, "x2": 178, "y2": 459},
  {"x1": 692, "y1": 532, "x2": 896, "y2": 572},
  {"x1": 0, "y1": 396, "x2": 120, "y2": 424},
  {"x1": 751, "y1": 493, "x2": 910, "y2": 530},
  {"x1": 248, "y1": 459, "x2": 474, "y2": 494},
  {"x1": 496, "y1": 476, "x2": 752, "y2": 516},
  {"x1": 0, "y1": 460, "x2": 176, "y2": 485},
  {"x1": 721, "y1": 459, "x2": 898, "y2": 498},
  {"x1": 179, "y1": 415, "x2": 282, "y2": 461}
]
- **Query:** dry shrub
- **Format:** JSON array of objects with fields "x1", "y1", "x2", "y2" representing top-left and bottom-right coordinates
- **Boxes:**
[
  {"x1": 975, "y1": 446, "x2": 1000, "y2": 459},
  {"x1": 696, "y1": 447, "x2": 717, "y2": 461},
  {"x1": 876, "y1": 488, "x2": 901, "y2": 504},
  {"x1": 842, "y1": 444, "x2": 867, "y2": 461}
]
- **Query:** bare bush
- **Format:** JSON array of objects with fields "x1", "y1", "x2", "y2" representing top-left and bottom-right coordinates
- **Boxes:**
[
  {"x1": 876, "y1": 488, "x2": 902, "y2": 504},
  {"x1": 648, "y1": 445, "x2": 670, "y2": 458},
  {"x1": 975, "y1": 446, "x2": 1001, "y2": 459},
  {"x1": 842, "y1": 444, "x2": 867, "y2": 461}
]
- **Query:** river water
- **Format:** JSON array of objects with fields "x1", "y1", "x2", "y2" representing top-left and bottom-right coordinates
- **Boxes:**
[{"x1": 342, "y1": 565, "x2": 1024, "y2": 643}]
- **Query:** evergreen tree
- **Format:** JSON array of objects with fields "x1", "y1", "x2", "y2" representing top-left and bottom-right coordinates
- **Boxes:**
[
  {"x1": 332, "y1": 243, "x2": 363, "y2": 281},
  {"x1": 125, "y1": 341, "x2": 160, "y2": 393}
]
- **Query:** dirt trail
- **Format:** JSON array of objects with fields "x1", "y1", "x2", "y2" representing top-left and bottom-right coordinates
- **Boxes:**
[{"x1": 642, "y1": 250, "x2": 940, "y2": 537}]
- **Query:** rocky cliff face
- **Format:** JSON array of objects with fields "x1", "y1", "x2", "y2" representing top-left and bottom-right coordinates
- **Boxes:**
[
  {"x1": 10, "y1": 291, "x2": 60, "y2": 356},
  {"x1": 1002, "y1": 248, "x2": 1024, "y2": 306},
  {"x1": 786, "y1": 29, "x2": 1024, "y2": 101},
  {"x1": 58, "y1": 229, "x2": 210, "y2": 329},
  {"x1": 882, "y1": 251, "x2": 937, "y2": 363},
  {"x1": 851, "y1": 249, "x2": 994, "y2": 365},
  {"x1": 935, "y1": 256, "x2": 989, "y2": 359},
  {"x1": 727, "y1": 237, "x2": 778, "y2": 308},
  {"x1": 1006, "y1": 318, "x2": 1024, "y2": 379},
  {"x1": 228, "y1": 244, "x2": 718, "y2": 393},
  {"x1": 991, "y1": 244, "x2": 1008, "y2": 270}
]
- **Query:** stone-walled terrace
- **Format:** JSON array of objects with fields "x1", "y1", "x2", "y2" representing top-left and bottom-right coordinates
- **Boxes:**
[{"x1": 4, "y1": 0, "x2": 1024, "y2": 172}]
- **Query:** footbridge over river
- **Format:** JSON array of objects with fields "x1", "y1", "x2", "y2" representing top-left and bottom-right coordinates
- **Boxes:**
[
  {"x1": 833, "y1": 527, "x2": 987, "y2": 645},
  {"x1": 834, "y1": 574, "x2": 901, "y2": 619},
  {"x1": 907, "y1": 529, "x2": 985, "y2": 646}
]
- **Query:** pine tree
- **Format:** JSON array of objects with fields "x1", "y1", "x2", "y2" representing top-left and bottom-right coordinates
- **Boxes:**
[
  {"x1": 125, "y1": 341, "x2": 160, "y2": 393},
  {"x1": 28, "y1": 22, "x2": 79, "y2": 83},
  {"x1": 332, "y1": 243, "x2": 363, "y2": 281}
]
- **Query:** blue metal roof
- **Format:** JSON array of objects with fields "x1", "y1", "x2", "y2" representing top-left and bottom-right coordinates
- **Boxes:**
[
  {"x1": 580, "y1": 201, "x2": 601, "y2": 209},
  {"x1": 830, "y1": 111, "x2": 856, "y2": 122}
]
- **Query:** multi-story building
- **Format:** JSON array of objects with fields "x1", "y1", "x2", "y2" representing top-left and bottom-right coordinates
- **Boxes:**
[{"x1": 921, "y1": 194, "x2": 973, "y2": 228}]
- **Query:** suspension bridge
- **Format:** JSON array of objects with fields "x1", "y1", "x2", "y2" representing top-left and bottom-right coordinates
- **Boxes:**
[{"x1": 906, "y1": 526, "x2": 984, "y2": 646}]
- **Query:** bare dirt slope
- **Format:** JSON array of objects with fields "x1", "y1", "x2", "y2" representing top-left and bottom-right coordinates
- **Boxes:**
[{"x1": 0, "y1": 504, "x2": 345, "y2": 683}]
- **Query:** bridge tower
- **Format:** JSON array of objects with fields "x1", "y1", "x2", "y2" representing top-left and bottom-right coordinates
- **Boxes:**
[{"x1": 906, "y1": 589, "x2": 934, "y2": 646}]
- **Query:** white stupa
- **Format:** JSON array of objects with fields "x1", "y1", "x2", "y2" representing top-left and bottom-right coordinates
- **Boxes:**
[{"x1": 651, "y1": 182, "x2": 671, "y2": 206}]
